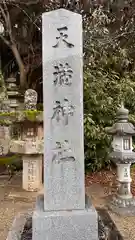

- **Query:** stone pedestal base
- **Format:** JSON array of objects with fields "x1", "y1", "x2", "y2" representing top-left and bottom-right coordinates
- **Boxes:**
[
  {"x1": 108, "y1": 195, "x2": 135, "y2": 216},
  {"x1": 32, "y1": 195, "x2": 98, "y2": 240},
  {"x1": 23, "y1": 155, "x2": 42, "y2": 192}
]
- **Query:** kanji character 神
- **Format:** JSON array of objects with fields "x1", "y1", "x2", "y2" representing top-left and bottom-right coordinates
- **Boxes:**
[{"x1": 51, "y1": 99, "x2": 74, "y2": 125}]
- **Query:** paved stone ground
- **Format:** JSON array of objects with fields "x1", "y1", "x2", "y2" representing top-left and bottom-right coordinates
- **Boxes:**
[{"x1": 0, "y1": 172, "x2": 135, "y2": 239}]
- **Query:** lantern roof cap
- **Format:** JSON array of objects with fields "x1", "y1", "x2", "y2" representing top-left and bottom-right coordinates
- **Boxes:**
[
  {"x1": 116, "y1": 103, "x2": 129, "y2": 120},
  {"x1": 106, "y1": 103, "x2": 135, "y2": 135}
]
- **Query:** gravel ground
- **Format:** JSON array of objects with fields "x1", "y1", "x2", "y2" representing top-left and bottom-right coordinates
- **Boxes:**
[
  {"x1": 0, "y1": 200, "x2": 34, "y2": 239},
  {"x1": 87, "y1": 184, "x2": 135, "y2": 240},
  {"x1": 1, "y1": 172, "x2": 135, "y2": 240},
  {"x1": 0, "y1": 173, "x2": 36, "y2": 240}
]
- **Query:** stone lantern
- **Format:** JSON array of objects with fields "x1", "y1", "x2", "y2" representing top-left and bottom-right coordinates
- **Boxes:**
[
  {"x1": 10, "y1": 89, "x2": 43, "y2": 192},
  {"x1": 5, "y1": 77, "x2": 20, "y2": 112},
  {"x1": 106, "y1": 104, "x2": 135, "y2": 215},
  {"x1": 0, "y1": 77, "x2": 21, "y2": 161}
]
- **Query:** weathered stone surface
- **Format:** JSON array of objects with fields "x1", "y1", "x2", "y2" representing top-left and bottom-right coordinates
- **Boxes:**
[
  {"x1": 32, "y1": 8, "x2": 98, "y2": 240},
  {"x1": 22, "y1": 208, "x2": 124, "y2": 240},
  {"x1": 33, "y1": 195, "x2": 98, "y2": 240},
  {"x1": 106, "y1": 105, "x2": 135, "y2": 216},
  {"x1": 0, "y1": 126, "x2": 10, "y2": 155},
  {"x1": 10, "y1": 140, "x2": 43, "y2": 154},
  {"x1": 6, "y1": 211, "x2": 32, "y2": 240},
  {"x1": 25, "y1": 89, "x2": 37, "y2": 110},
  {"x1": 42, "y1": 8, "x2": 85, "y2": 211},
  {"x1": 23, "y1": 155, "x2": 42, "y2": 192},
  {"x1": 108, "y1": 196, "x2": 135, "y2": 216}
]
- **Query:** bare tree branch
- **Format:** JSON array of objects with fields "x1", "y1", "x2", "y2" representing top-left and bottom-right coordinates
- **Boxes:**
[
  {"x1": 0, "y1": 2, "x2": 14, "y2": 43},
  {"x1": 2, "y1": 1, "x2": 14, "y2": 42},
  {"x1": 0, "y1": 33, "x2": 10, "y2": 46},
  {"x1": 3, "y1": 0, "x2": 14, "y2": 42},
  {"x1": 0, "y1": 1, "x2": 29, "y2": 89},
  {"x1": 0, "y1": 4, "x2": 7, "y2": 25},
  {"x1": 12, "y1": 3, "x2": 41, "y2": 32},
  {"x1": 4, "y1": 0, "x2": 41, "y2": 5}
]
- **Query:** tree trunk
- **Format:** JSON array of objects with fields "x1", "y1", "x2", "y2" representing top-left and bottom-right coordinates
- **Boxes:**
[
  {"x1": 11, "y1": 44, "x2": 28, "y2": 90},
  {"x1": 82, "y1": 0, "x2": 91, "y2": 12},
  {"x1": 20, "y1": 68, "x2": 28, "y2": 90}
]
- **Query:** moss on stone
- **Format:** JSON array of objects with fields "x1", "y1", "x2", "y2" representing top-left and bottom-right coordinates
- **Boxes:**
[
  {"x1": 0, "y1": 120, "x2": 11, "y2": 125},
  {"x1": 0, "y1": 112, "x2": 16, "y2": 116},
  {"x1": 24, "y1": 110, "x2": 42, "y2": 121},
  {"x1": 0, "y1": 110, "x2": 43, "y2": 123}
]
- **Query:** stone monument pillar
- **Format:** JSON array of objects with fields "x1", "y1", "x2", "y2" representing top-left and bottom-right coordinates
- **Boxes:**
[{"x1": 33, "y1": 9, "x2": 98, "y2": 240}]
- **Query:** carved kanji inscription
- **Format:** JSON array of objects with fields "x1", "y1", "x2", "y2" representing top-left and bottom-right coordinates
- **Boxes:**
[
  {"x1": 53, "y1": 26, "x2": 74, "y2": 48},
  {"x1": 52, "y1": 140, "x2": 75, "y2": 164},
  {"x1": 53, "y1": 63, "x2": 73, "y2": 86},
  {"x1": 51, "y1": 98, "x2": 74, "y2": 125}
]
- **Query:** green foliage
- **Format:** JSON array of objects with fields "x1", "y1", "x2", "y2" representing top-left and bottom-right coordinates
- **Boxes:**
[
  {"x1": 0, "y1": 154, "x2": 21, "y2": 165},
  {"x1": 83, "y1": 5, "x2": 135, "y2": 172},
  {"x1": 1, "y1": 1, "x2": 135, "y2": 172},
  {"x1": 0, "y1": 154, "x2": 22, "y2": 177}
]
